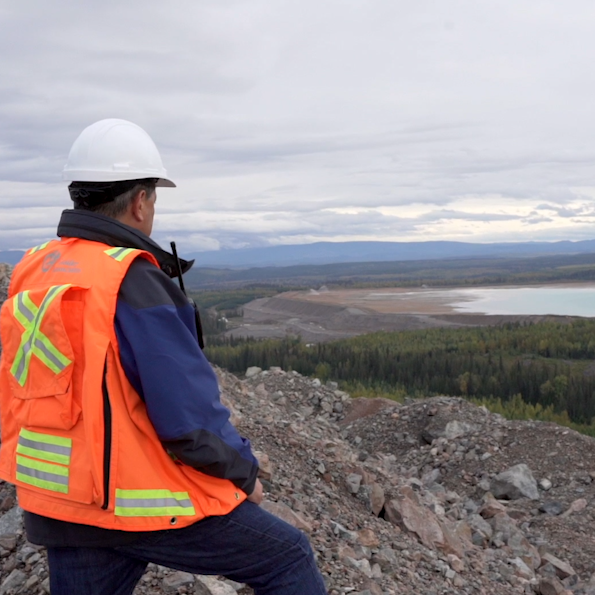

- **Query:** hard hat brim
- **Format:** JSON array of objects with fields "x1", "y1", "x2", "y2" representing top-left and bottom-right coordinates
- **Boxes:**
[
  {"x1": 156, "y1": 178, "x2": 176, "y2": 188},
  {"x1": 63, "y1": 171, "x2": 177, "y2": 188}
]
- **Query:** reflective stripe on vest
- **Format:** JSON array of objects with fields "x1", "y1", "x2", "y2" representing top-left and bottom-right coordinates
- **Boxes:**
[
  {"x1": 10, "y1": 285, "x2": 72, "y2": 386},
  {"x1": 114, "y1": 489, "x2": 196, "y2": 517},
  {"x1": 16, "y1": 428, "x2": 72, "y2": 466},
  {"x1": 16, "y1": 454, "x2": 69, "y2": 494},
  {"x1": 27, "y1": 241, "x2": 52, "y2": 255},
  {"x1": 104, "y1": 247, "x2": 137, "y2": 262}
]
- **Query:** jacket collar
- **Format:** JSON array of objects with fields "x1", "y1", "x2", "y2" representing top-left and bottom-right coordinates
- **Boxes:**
[{"x1": 57, "y1": 209, "x2": 193, "y2": 278}]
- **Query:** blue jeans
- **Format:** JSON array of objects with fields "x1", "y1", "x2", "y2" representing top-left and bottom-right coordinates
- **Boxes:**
[{"x1": 46, "y1": 502, "x2": 327, "y2": 595}]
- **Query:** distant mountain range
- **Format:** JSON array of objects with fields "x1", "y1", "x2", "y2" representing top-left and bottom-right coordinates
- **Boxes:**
[
  {"x1": 186, "y1": 240, "x2": 595, "y2": 268},
  {"x1": 0, "y1": 251, "x2": 24, "y2": 265},
  {"x1": 4, "y1": 239, "x2": 595, "y2": 268}
]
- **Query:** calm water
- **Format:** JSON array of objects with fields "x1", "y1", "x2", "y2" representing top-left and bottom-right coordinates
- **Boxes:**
[{"x1": 451, "y1": 285, "x2": 595, "y2": 317}]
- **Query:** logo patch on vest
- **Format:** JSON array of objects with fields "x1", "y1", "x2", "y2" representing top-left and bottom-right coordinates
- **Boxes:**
[
  {"x1": 41, "y1": 252, "x2": 81, "y2": 274},
  {"x1": 41, "y1": 251, "x2": 61, "y2": 273}
]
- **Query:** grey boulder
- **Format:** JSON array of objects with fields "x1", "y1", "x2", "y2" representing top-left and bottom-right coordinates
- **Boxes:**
[{"x1": 490, "y1": 464, "x2": 540, "y2": 500}]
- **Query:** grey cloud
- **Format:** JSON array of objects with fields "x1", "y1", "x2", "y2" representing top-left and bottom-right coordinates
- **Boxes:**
[
  {"x1": 0, "y1": 227, "x2": 59, "y2": 251},
  {"x1": 416, "y1": 210, "x2": 519, "y2": 223},
  {"x1": 151, "y1": 204, "x2": 539, "y2": 253},
  {"x1": 535, "y1": 203, "x2": 595, "y2": 218},
  {"x1": 3, "y1": 0, "x2": 595, "y2": 249},
  {"x1": 524, "y1": 216, "x2": 554, "y2": 225}
]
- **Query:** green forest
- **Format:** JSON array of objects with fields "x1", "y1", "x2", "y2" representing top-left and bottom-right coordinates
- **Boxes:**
[{"x1": 205, "y1": 319, "x2": 595, "y2": 434}]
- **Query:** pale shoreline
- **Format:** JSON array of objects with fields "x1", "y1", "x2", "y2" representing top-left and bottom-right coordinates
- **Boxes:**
[{"x1": 281, "y1": 282, "x2": 595, "y2": 316}]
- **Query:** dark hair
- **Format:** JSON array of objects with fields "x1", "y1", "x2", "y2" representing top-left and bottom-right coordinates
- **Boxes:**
[{"x1": 70, "y1": 179, "x2": 157, "y2": 218}]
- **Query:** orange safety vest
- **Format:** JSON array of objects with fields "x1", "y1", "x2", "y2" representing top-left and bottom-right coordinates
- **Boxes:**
[{"x1": 0, "y1": 237, "x2": 245, "y2": 530}]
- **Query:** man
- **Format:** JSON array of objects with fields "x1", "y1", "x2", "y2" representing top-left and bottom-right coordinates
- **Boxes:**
[{"x1": 0, "y1": 119, "x2": 327, "y2": 594}]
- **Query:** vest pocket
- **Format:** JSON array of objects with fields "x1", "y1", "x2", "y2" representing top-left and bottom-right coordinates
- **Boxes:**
[
  {"x1": 11, "y1": 390, "x2": 80, "y2": 431},
  {"x1": 13, "y1": 427, "x2": 95, "y2": 504},
  {"x1": 3, "y1": 285, "x2": 87, "y2": 430}
]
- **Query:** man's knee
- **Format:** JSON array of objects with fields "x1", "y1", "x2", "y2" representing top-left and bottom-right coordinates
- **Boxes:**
[
  {"x1": 295, "y1": 529, "x2": 314, "y2": 554},
  {"x1": 278, "y1": 530, "x2": 327, "y2": 592},
  {"x1": 285, "y1": 529, "x2": 318, "y2": 566}
]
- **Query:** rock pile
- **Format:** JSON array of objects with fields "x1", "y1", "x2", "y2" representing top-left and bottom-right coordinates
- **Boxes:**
[
  {"x1": 230, "y1": 367, "x2": 595, "y2": 595},
  {"x1": 0, "y1": 264, "x2": 10, "y2": 307},
  {"x1": 2, "y1": 365, "x2": 595, "y2": 594},
  {"x1": 2, "y1": 268, "x2": 595, "y2": 593}
]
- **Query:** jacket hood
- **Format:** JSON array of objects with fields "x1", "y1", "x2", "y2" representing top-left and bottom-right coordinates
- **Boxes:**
[{"x1": 57, "y1": 209, "x2": 193, "y2": 278}]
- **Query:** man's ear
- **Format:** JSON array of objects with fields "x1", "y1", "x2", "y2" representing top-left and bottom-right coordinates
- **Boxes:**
[{"x1": 129, "y1": 189, "x2": 147, "y2": 223}]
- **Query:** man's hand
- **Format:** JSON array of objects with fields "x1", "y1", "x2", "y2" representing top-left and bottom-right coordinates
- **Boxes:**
[{"x1": 247, "y1": 478, "x2": 264, "y2": 505}]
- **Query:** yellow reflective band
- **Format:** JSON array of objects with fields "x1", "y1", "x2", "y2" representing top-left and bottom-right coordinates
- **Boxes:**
[
  {"x1": 17, "y1": 429, "x2": 72, "y2": 465},
  {"x1": 10, "y1": 285, "x2": 72, "y2": 386},
  {"x1": 27, "y1": 241, "x2": 52, "y2": 255},
  {"x1": 16, "y1": 454, "x2": 69, "y2": 494},
  {"x1": 19, "y1": 428, "x2": 72, "y2": 448},
  {"x1": 114, "y1": 489, "x2": 195, "y2": 517},
  {"x1": 104, "y1": 247, "x2": 137, "y2": 262}
]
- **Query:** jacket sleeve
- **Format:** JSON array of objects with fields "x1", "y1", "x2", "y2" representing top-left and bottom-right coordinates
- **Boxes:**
[{"x1": 114, "y1": 257, "x2": 259, "y2": 495}]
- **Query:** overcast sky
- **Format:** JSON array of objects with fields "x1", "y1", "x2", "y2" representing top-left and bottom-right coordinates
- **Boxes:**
[{"x1": 2, "y1": 0, "x2": 595, "y2": 253}]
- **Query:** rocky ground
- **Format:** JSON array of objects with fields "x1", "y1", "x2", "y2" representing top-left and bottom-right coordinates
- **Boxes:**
[
  {"x1": 2, "y1": 365, "x2": 595, "y2": 594},
  {"x1": 1, "y1": 263, "x2": 595, "y2": 594}
]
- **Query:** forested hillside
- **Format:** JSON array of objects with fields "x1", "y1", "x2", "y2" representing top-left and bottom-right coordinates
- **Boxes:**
[
  {"x1": 205, "y1": 319, "x2": 595, "y2": 431},
  {"x1": 185, "y1": 251, "x2": 595, "y2": 289}
]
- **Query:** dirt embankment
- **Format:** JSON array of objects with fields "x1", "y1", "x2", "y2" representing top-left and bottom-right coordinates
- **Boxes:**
[{"x1": 229, "y1": 290, "x2": 576, "y2": 343}]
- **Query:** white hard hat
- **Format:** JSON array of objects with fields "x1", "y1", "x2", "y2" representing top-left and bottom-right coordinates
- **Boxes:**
[{"x1": 63, "y1": 119, "x2": 176, "y2": 187}]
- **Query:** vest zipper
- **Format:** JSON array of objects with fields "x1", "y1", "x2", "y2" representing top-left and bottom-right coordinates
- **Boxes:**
[{"x1": 101, "y1": 358, "x2": 113, "y2": 510}]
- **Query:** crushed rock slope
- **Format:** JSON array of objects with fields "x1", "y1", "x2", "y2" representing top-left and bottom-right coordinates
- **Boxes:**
[{"x1": 2, "y1": 367, "x2": 595, "y2": 594}]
